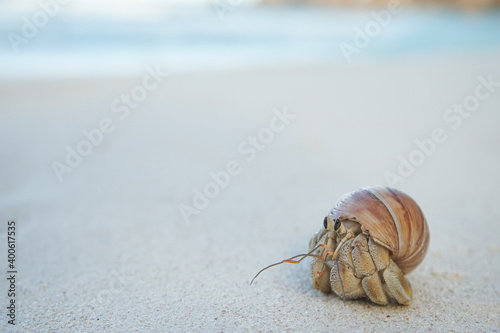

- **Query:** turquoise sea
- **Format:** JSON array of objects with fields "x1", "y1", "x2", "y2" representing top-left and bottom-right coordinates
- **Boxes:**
[{"x1": 1, "y1": 5, "x2": 500, "y2": 78}]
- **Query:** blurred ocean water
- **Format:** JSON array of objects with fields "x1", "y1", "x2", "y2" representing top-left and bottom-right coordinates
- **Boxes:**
[{"x1": 0, "y1": 5, "x2": 500, "y2": 78}]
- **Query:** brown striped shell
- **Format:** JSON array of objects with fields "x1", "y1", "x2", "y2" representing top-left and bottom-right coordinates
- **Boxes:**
[{"x1": 328, "y1": 186, "x2": 430, "y2": 275}]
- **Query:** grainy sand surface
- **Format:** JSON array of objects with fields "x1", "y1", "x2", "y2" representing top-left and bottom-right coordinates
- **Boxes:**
[{"x1": 1, "y1": 54, "x2": 500, "y2": 332}]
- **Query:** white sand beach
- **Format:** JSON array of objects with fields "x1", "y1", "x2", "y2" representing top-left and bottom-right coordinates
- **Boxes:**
[{"x1": 1, "y1": 51, "x2": 500, "y2": 331}]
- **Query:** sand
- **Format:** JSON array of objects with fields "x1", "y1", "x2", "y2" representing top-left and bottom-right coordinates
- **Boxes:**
[{"x1": 1, "y1": 53, "x2": 500, "y2": 332}]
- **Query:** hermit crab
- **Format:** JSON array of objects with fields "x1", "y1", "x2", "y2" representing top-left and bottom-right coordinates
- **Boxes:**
[{"x1": 251, "y1": 186, "x2": 430, "y2": 305}]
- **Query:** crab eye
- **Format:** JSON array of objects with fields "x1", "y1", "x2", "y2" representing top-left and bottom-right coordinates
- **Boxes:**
[
  {"x1": 334, "y1": 219, "x2": 341, "y2": 231},
  {"x1": 323, "y1": 217, "x2": 328, "y2": 229}
]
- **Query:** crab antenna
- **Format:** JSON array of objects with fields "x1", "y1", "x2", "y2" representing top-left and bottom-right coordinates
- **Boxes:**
[
  {"x1": 250, "y1": 243, "x2": 323, "y2": 285},
  {"x1": 314, "y1": 241, "x2": 347, "y2": 301},
  {"x1": 313, "y1": 236, "x2": 345, "y2": 300},
  {"x1": 316, "y1": 234, "x2": 337, "y2": 275},
  {"x1": 336, "y1": 259, "x2": 346, "y2": 300},
  {"x1": 317, "y1": 250, "x2": 329, "y2": 275}
]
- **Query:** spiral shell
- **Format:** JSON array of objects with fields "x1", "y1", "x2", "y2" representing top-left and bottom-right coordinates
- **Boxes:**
[{"x1": 328, "y1": 186, "x2": 430, "y2": 275}]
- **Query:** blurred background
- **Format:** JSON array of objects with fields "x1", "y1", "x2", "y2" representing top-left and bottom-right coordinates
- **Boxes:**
[
  {"x1": 1, "y1": 0, "x2": 500, "y2": 78},
  {"x1": 1, "y1": 0, "x2": 500, "y2": 332}
]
